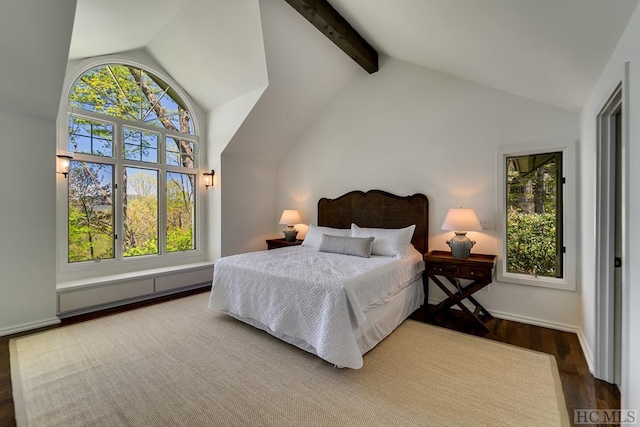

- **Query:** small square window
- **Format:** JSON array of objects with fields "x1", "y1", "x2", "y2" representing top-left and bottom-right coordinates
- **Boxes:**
[
  {"x1": 123, "y1": 127, "x2": 158, "y2": 163},
  {"x1": 68, "y1": 116, "x2": 113, "y2": 157},
  {"x1": 166, "y1": 137, "x2": 196, "y2": 168}
]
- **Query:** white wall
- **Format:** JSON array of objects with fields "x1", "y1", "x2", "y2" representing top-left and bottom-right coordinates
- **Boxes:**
[
  {"x1": 580, "y1": 3, "x2": 640, "y2": 412},
  {"x1": 277, "y1": 57, "x2": 581, "y2": 330},
  {"x1": 0, "y1": 0, "x2": 75, "y2": 335},
  {"x1": 220, "y1": 154, "x2": 277, "y2": 256},
  {"x1": 207, "y1": 87, "x2": 267, "y2": 260},
  {"x1": 212, "y1": 0, "x2": 361, "y2": 257},
  {"x1": 0, "y1": 111, "x2": 60, "y2": 335}
]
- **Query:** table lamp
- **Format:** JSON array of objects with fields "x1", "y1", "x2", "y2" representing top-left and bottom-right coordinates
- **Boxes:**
[
  {"x1": 279, "y1": 209, "x2": 302, "y2": 242},
  {"x1": 441, "y1": 208, "x2": 482, "y2": 259}
]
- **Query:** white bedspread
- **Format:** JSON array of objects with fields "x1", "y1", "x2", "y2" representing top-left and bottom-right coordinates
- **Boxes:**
[{"x1": 208, "y1": 245, "x2": 424, "y2": 369}]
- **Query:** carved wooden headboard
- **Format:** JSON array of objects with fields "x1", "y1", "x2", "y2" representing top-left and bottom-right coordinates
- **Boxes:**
[{"x1": 317, "y1": 190, "x2": 429, "y2": 254}]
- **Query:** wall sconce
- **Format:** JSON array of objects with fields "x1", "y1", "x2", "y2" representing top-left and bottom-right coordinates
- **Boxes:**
[
  {"x1": 56, "y1": 153, "x2": 73, "y2": 178},
  {"x1": 203, "y1": 170, "x2": 215, "y2": 188}
]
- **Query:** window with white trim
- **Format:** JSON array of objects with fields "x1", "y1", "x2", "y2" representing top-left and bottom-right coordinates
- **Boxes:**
[
  {"x1": 497, "y1": 140, "x2": 576, "y2": 291},
  {"x1": 64, "y1": 64, "x2": 199, "y2": 264}
]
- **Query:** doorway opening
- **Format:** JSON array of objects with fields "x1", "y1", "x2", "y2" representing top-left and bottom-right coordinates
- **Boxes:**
[{"x1": 595, "y1": 82, "x2": 624, "y2": 386}]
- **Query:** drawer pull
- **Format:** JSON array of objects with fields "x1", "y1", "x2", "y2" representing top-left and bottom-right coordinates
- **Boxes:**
[{"x1": 470, "y1": 272, "x2": 474, "y2": 276}]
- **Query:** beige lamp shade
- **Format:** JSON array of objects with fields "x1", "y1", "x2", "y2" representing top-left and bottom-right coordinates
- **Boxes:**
[
  {"x1": 279, "y1": 209, "x2": 302, "y2": 226},
  {"x1": 441, "y1": 208, "x2": 482, "y2": 231}
]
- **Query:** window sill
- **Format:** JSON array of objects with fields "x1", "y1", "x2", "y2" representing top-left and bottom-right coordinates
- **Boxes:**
[{"x1": 497, "y1": 268, "x2": 575, "y2": 291}]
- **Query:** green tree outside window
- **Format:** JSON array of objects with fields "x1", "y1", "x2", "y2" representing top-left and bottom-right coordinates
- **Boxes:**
[
  {"x1": 506, "y1": 152, "x2": 563, "y2": 278},
  {"x1": 67, "y1": 64, "x2": 197, "y2": 263}
]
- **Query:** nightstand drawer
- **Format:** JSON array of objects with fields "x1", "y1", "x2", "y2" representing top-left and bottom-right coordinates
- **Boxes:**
[
  {"x1": 427, "y1": 264, "x2": 459, "y2": 276},
  {"x1": 456, "y1": 265, "x2": 491, "y2": 280}
]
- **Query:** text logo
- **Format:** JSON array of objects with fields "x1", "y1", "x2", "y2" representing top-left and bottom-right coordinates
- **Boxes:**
[{"x1": 574, "y1": 409, "x2": 637, "y2": 424}]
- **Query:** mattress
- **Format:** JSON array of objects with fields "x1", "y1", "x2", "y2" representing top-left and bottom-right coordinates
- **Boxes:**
[{"x1": 208, "y1": 245, "x2": 425, "y2": 368}]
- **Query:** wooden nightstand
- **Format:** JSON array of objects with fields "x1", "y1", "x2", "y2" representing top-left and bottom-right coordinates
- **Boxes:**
[
  {"x1": 266, "y1": 238, "x2": 303, "y2": 250},
  {"x1": 424, "y1": 250, "x2": 497, "y2": 332}
]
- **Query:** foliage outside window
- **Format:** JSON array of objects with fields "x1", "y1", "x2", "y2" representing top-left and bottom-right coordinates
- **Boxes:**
[
  {"x1": 505, "y1": 152, "x2": 563, "y2": 278},
  {"x1": 68, "y1": 161, "x2": 114, "y2": 262},
  {"x1": 66, "y1": 64, "x2": 198, "y2": 263}
]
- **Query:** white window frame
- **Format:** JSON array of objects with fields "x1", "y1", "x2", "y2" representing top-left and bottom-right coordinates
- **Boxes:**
[
  {"x1": 57, "y1": 57, "x2": 204, "y2": 275},
  {"x1": 496, "y1": 140, "x2": 577, "y2": 291}
]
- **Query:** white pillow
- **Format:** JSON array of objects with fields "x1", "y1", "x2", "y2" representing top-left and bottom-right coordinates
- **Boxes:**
[
  {"x1": 350, "y1": 223, "x2": 416, "y2": 257},
  {"x1": 302, "y1": 224, "x2": 350, "y2": 248}
]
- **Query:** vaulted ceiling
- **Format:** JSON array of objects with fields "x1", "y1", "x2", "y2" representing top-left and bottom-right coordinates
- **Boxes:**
[
  {"x1": 329, "y1": 0, "x2": 639, "y2": 112},
  {"x1": 70, "y1": 0, "x2": 268, "y2": 112},
  {"x1": 68, "y1": 0, "x2": 639, "y2": 113}
]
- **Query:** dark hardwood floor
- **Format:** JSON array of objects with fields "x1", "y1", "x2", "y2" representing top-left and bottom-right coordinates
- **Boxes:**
[{"x1": 1, "y1": 291, "x2": 619, "y2": 427}]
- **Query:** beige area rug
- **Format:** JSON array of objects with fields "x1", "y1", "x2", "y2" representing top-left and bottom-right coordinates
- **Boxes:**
[{"x1": 11, "y1": 293, "x2": 569, "y2": 426}]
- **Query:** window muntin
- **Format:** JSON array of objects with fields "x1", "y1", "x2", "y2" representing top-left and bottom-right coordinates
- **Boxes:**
[
  {"x1": 64, "y1": 63, "x2": 199, "y2": 265},
  {"x1": 68, "y1": 161, "x2": 114, "y2": 262},
  {"x1": 505, "y1": 152, "x2": 563, "y2": 278}
]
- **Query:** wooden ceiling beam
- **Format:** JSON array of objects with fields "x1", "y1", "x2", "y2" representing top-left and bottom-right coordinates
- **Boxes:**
[{"x1": 284, "y1": 0, "x2": 378, "y2": 74}]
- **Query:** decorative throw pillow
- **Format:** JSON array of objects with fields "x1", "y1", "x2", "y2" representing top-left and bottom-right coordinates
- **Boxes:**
[
  {"x1": 301, "y1": 224, "x2": 350, "y2": 248},
  {"x1": 318, "y1": 234, "x2": 375, "y2": 258},
  {"x1": 350, "y1": 223, "x2": 416, "y2": 257}
]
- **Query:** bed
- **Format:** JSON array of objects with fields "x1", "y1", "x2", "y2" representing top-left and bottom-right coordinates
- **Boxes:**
[{"x1": 209, "y1": 190, "x2": 429, "y2": 368}]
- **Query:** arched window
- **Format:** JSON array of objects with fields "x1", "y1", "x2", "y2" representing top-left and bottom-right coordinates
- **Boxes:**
[{"x1": 64, "y1": 63, "x2": 199, "y2": 264}]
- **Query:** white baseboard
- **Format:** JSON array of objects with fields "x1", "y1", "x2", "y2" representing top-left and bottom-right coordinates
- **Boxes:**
[
  {"x1": 489, "y1": 308, "x2": 577, "y2": 333},
  {"x1": 428, "y1": 298, "x2": 594, "y2": 373},
  {"x1": 0, "y1": 317, "x2": 61, "y2": 337},
  {"x1": 492, "y1": 309, "x2": 594, "y2": 373},
  {"x1": 575, "y1": 328, "x2": 595, "y2": 374}
]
